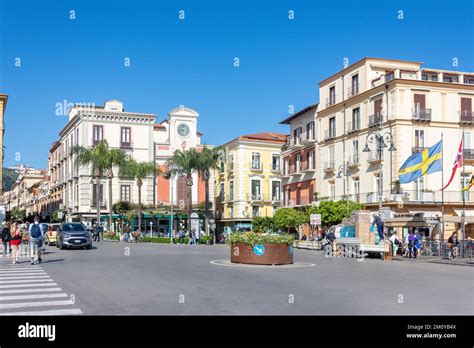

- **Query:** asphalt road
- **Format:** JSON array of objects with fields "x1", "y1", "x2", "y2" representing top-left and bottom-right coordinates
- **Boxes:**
[{"x1": 4, "y1": 242, "x2": 473, "y2": 315}]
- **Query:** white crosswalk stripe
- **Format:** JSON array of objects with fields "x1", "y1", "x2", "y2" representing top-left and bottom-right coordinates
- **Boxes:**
[{"x1": 0, "y1": 260, "x2": 83, "y2": 315}]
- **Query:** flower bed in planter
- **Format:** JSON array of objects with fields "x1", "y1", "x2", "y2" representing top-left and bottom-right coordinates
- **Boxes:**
[{"x1": 227, "y1": 232, "x2": 295, "y2": 265}]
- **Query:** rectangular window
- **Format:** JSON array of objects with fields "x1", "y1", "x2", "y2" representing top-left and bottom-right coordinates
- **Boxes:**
[
  {"x1": 306, "y1": 122, "x2": 315, "y2": 140},
  {"x1": 121, "y1": 127, "x2": 131, "y2": 148},
  {"x1": 293, "y1": 127, "x2": 302, "y2": 144},
  {"x1": 352, "y1": 74, "x2": 359, "y2": 95},
  {"x1": 296, "y1": 154, "x2": 301, "y2": 172},
  {"x1": 230, "y1": 205, "x2": 234, "y2": 218},
  {"x1": 76, "y1": 128, "x2": 79, "y2": 145},
  {"x1": 251, "y1": 152, "x2": 261, "y2": 170},
  {"x1": 307, "y1": 150, "x2": 314, "y2": 169},
  {"x1": 229, "y1": 154, "x2": 234, "y2": 171},
  {"x1": 93, "y1": 125, "x2": 103, "y2": 145},
  {"x1": 329, "y1": 116, "x2": 336, "y2": 137},
  {"x1": 229, "y1": 181, "x2": 234, "y2": 201},
  {"x1": 92, "y1": 184, "x2": 104, "y2": 207},
  {"x1": 329, "y1": 184, "x2": 335, "y2": 200},
  {"x1": 414, "y1": 129, "x2": 425, "y2": 150},
  {"x1": 220, "y1": 183, "x2": 225, "y2": 203},
  {"x1": 329, "y1": 86, "x2": 336, "y2": 105},
  {"x1": 414, "y1": 94, "x2": 426, "y2": 112},
  {"x1": 252, "y1": 206, "x2": 260, "y2": 217},
  {"x1": 272, "y1": 181, "x2": 281, "y2": 201},
  {"x1": 375, "y1": 174, "x2": 383, "y2": 200},
  {"x1": 272, "y1": 155, "x2": 280, "y2": 171},
  {"x1": 461, "y1": 97, "x2": 472, "y2": 119},
  {"x1": 352, "y1": 108, "x2": 360, "y2": 130},
  {"x1": 251, "y1": 180, "x2": 261, "y2": 200},
  {"x1": 329, "y1": 145, "x2": 335, "y2": 163},
  {"x1": 352, "y1": 178, "x2": 360, "y2": 202},
  {"x1": 120, "y1": 185, "x2": 131, "y2": 202}
]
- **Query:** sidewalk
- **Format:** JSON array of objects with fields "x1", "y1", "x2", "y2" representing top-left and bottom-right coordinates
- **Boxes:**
[{"x1": 393, "y1": 255, "x2": 474, "y2": 267}]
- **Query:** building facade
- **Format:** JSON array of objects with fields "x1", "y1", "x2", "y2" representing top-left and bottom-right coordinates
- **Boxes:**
[
  {"x1": 215, "y1": 132, "x2": 286, "y2": 233},
  {"x1": 154, "y1": 106, "x2": 211, "y2": 208},
  {"x1": 316, "y1": 57, "x2": 474, "y2": 238},
  {"x1": 48, "y1": 141, "x2": 63, "y2": 216},
  {"x1": 280, "y1": 104, "x2": 318, "y2": 207},
  {"x1": 0, "y1": 94, "x2": 7, "y2": 196},
  {"x1": 59, "y1": 100, "x2": 156, "y2": 223}
]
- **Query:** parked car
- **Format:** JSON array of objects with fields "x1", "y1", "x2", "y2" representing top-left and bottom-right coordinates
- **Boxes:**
[
  {"x1": 44, "y1": 223, "x2": 61, "y2": 245},
  {"x1": 57, "y1": 222, "x2": 92, "y2": 250}
]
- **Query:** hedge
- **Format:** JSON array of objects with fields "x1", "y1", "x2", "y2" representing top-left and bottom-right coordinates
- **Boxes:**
[{"x1": 139, "y1": 235, "x2": 211, "y2": 244}]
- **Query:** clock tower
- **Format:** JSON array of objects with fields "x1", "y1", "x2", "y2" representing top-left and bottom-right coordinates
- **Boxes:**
[{"x1": 168, "y1": 106, "x2": 199, "y2": 151}]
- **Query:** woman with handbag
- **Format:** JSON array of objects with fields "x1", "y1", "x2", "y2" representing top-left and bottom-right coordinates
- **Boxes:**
[{"x1": 10, "y1": 222, "x2": 22, "y2": 264}]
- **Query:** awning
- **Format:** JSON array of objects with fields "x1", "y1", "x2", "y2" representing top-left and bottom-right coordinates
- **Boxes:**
[{"x1": 384, "y1": 216, "x2": 438, "y2": 228}]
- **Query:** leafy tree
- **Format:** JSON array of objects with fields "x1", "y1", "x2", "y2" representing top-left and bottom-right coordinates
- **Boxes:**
[
  {"x1": 119, "y1": 159, "x2": 159, "y2": 233},
  {"x1": 251, "y1": 216, "x2": 275, "y2": 233},
  {"x1": 273, "y1": 208, "x2": 306, "y2": 233},
  {"x1": 306, "y1": 200, "x2": 364, "y2": 227},
  {"x1": 11, "y1": 208, "x2": 26, "y2": 221},
  {"x1": 50, "y1": 209, "x2": 63, "y2": 223},
  {"x1": 73, "y1": 140, "x2": 127, "y2": 229},
  {"x1": 166, "y1": 149, "x2": 199, "y2": 236},
  {"x1": 113, "y1": 201, "x2": 134, "y2": 214},
  {"x1": 195, "y1": 145, "x2": 222, "y2": 244}
]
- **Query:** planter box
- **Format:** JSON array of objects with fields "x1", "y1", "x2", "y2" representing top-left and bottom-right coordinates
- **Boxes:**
[{"x1": 230, "y1": 242, "x2": 294, "y2": 265}]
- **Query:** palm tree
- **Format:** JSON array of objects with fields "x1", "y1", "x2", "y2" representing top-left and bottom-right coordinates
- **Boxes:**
[
  {"x1": 119, "y1": 159, "x2": 159, "y2": 233},
  {"x1": 166, "y1": 149, "x2": 199, "y2": 237},
  {"x1": 196, "y1": 145, "x2": 222, "y2": 244},
  {"x1": 73, "y1": 140, "x2": 127, "y2": 231}
]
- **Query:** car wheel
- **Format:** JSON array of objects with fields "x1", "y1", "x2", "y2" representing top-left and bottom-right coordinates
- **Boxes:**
[
  {"x1": 86, "y1": 244, "x2": 92, "y2": 250},
  {"x1": 59, "y1": 241, "x2": 64, "y2": 250}
]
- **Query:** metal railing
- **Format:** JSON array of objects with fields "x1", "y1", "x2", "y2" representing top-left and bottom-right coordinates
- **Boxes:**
[
  {"x1": 368, "y1": 112, "x2": 382, "y2": 127},
  {"x1": 346, "y1": 121, "x2": 360, "y2": 133},
  {"x1": 326, "y1": 95, "x2": 336, "y2": 107},
  {"x1": 323, "y1": 161, "x2": 335, "y2": 170},
  {"x1": 412, "y1": 146, "x2": 428, "y2": 154},
  {"x1": 324, "y1": 128, "x2": 336, "y2": 140},
  {"x1": 347, "y1": 85, "x2": 359, "y2": 98},
  {"x1": 249, "y1": 163, "x2": 263, "y2": 171},
  {"x1": 460, "y1": 110, "x2": 474, "y2": 123},
  {"x1": 412, "y1": 108, "x2": 432, "y2": 121},
  {"x1": 463, "y1": 149, "x2": 474, "y2": 160},
  {"x1": 301, "y1": 161, "x2": 315, "y2": 171},
  {"x1": 367, "y1": 152, "x2": 382, "y2": 163},
  {"x1": 418, "y1": 240, "x2": 473, "y2": 258},
  {"x1": 347, "y1": 155, "x2": 360, "y2": 166}
]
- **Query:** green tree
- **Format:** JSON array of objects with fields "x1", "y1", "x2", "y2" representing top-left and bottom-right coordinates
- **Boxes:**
[
  {"x1": 195, "y1": 145, "x2": 222, "y2": 243},
  {"x1": 119, "y1": 159, "x2": 159, "y2": 233},
  {"x1": 166, "y1": 149, "x2": 199, "y2": 236},
  {"x1": 112, "y1": 201, "x2": 134, "y2": 214},
  {"x1": 73, "y1": 140, "x2": 127, "y2": 230},
  {"x1": 273, "y1": 208, "x2": 306, "y2": 233},
  {"x1": 308, "y1": 200, "x2": 364, "y2": 226},
  {"x1": 251, "y1": 216, "x2": 275, "y2": 233},
  {"x1": 11, "y1": 208, "x2": 26, "y2": 221}
]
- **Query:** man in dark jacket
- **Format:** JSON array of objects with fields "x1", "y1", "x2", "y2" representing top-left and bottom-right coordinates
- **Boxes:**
[
  {"x1": 1, "y1": 221, "x2": 11, "y2": 257},
  {"x1": 372, "y1": 214, "x2": 384, "y2": 241}
]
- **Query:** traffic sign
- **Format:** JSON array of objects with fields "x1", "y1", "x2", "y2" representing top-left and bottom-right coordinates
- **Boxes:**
[
  {"x1": 310, "y1": 214, "x2": 321, "y2": 225},
  {"x1": 253, "y1": 244, "x2": 265, "y2": 256}
]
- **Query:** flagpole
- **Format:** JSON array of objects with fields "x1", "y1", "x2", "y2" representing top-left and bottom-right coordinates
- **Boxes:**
[
  {"x1": 462, "y1": 127, "x2": 466, "y2": 239},
  {"x1": 441, "y1": 132, "x2": 445, "y2": 241}
]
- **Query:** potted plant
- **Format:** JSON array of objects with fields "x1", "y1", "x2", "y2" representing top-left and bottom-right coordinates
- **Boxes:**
[{"x1": 227, "y1": 231, "x2": 295, "y2": 265}]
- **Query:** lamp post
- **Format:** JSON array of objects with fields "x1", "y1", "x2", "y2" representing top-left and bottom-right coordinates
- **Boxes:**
[{"x1": 362, "y1": 131, "x2": 397, "y2": 210}]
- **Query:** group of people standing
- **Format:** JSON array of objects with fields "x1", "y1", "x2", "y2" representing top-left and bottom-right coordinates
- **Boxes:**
[{"x1": 0, "y1": 215, "x2": 45, "y2": 265}]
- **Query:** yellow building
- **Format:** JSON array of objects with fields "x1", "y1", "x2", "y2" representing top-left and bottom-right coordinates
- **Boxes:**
[
  {"x1": 215, "y1": 132, "x2": 286, "y2": 234},
  {"x1": 0, "y1": 94, "x2": 7, "y2": 197}
]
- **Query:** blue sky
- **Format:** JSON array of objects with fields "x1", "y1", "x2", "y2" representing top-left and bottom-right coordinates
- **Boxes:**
[{"x1": 1, "y1": 0, "x2": 473, "y2": 169}]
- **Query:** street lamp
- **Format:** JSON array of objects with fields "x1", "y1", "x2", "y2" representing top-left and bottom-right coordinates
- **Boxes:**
[
  {"x1": 336, "y1": 161, "x2": 350, "y2": 200},
  {"x1": 363, "y1": 131, "x2": 397, "y2": 209}
]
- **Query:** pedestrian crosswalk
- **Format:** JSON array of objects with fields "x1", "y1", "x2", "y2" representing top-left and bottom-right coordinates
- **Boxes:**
[{"x1": 0, "y1": 258, "x2": 83, "y2": 315}]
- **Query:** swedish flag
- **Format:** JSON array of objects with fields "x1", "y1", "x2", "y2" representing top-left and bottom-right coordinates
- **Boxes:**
[{"x1": 398, "y1": 140, "x2": 442, "y2": 184}]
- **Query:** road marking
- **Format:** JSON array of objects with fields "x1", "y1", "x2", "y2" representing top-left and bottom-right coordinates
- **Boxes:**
[
  {"x1": 1, "y1": 279, "x2": 54, "y2": 284},
  {"x1": 0, "y1": 283, "x2": 58, "y2": 289},
  {"x1": 0, "y1": 275, "x2": 50, "y2": 280},
  {"x1": 0, "y1": 293, "x2": 68, "y2": 301},
  {"x1": 0, "y1": 308, "x2": 83, "y2": 316},
  {"x1": 0, "y1": 287, "x2": 62, "y2": 294},
  {"x1": 0, "y1": 270, "x2": 46, "y2": 274},
  {"x1": 0, "y1": 299, "x2": 75, "y2": 309},
  {"x1": 0, "y1": 273, "x2": 47, "y2": 277}
]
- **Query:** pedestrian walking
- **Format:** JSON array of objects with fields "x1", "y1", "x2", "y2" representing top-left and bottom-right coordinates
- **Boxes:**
[
  {"x1": 10, "y1": 222, "x2": 22, "y2": 264},
  {"x1": 1, "y1": 221, "x2": 11, "y2": 257},
  {"x1": 28, "y1": 215, "x2": 45, "y2": 265},
  {"x1": 178, "y1": 229, "x2": 185, "y2": 244},
  {"x1": 407, "y1": 230, "x2": 419, "y2": 259}
]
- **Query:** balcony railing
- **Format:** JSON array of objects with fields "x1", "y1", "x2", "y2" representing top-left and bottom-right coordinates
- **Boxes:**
[
  {"x1": 346, "y1": 121, "x2": 360, "y2": 134},
  {"x1": 367, "y1": 152, "x2": 382, "y2": 163},
  {"x1": 324, "y1": 128, "x2": 336, "y2": 141},
  {"x1": 326, "y1": 96, "x2": 336, "y2": 108},
  {"x1": 288, "y1": 135, "x2": 303, "y2": 147},
  {"x1": 323, "y1": 161, "x2": 335, "y2": 171},
  {"x1": 249, "y1": 163, "x2": 263, "y2": 171},
  {"x1": 246, "y1": 193, "x2": 270, "y2": 202},
  {"x1": 301, "y1": 161, "x2": 315, "y2": 172},
  {"x1": 460, "y1": 110, "x2": 474, "y2": 123},
  {"x1": 271, "y1": 166, "x2": 281, "y2": 174},
  {"x1": 412, "y1": 146, "x2": 428, "y2": 154},
  {"x1": 368, "y1": 112, "x2": 382, "y2": 127},
  {"x1": 412, "y1": 108, "x2": 432, "y2": 121},
  {"x1": 347, "y1": 85, "x2": 359, "y2": 97},
  {"x1": 347, "y1": 155, "x2": 360, "y2": 167},
  {"x1": 463, "y1": 149, "x2": 474, "y2": 161}
]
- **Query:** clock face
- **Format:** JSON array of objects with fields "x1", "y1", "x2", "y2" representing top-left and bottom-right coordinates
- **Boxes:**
[{"x1": 177, "y1": 123, "x2": 190, "y2": 138}]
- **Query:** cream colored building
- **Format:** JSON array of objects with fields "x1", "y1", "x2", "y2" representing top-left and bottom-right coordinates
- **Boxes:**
[
  {"x1": 317, "y1": 57, "x2": 474, "y2": 238},
  {"x1": 60, "y1": 100, "x2": 156, "y2": 223},
  {"x1": 215, "y1": 132, "x2": 286, "y2": 233}
]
